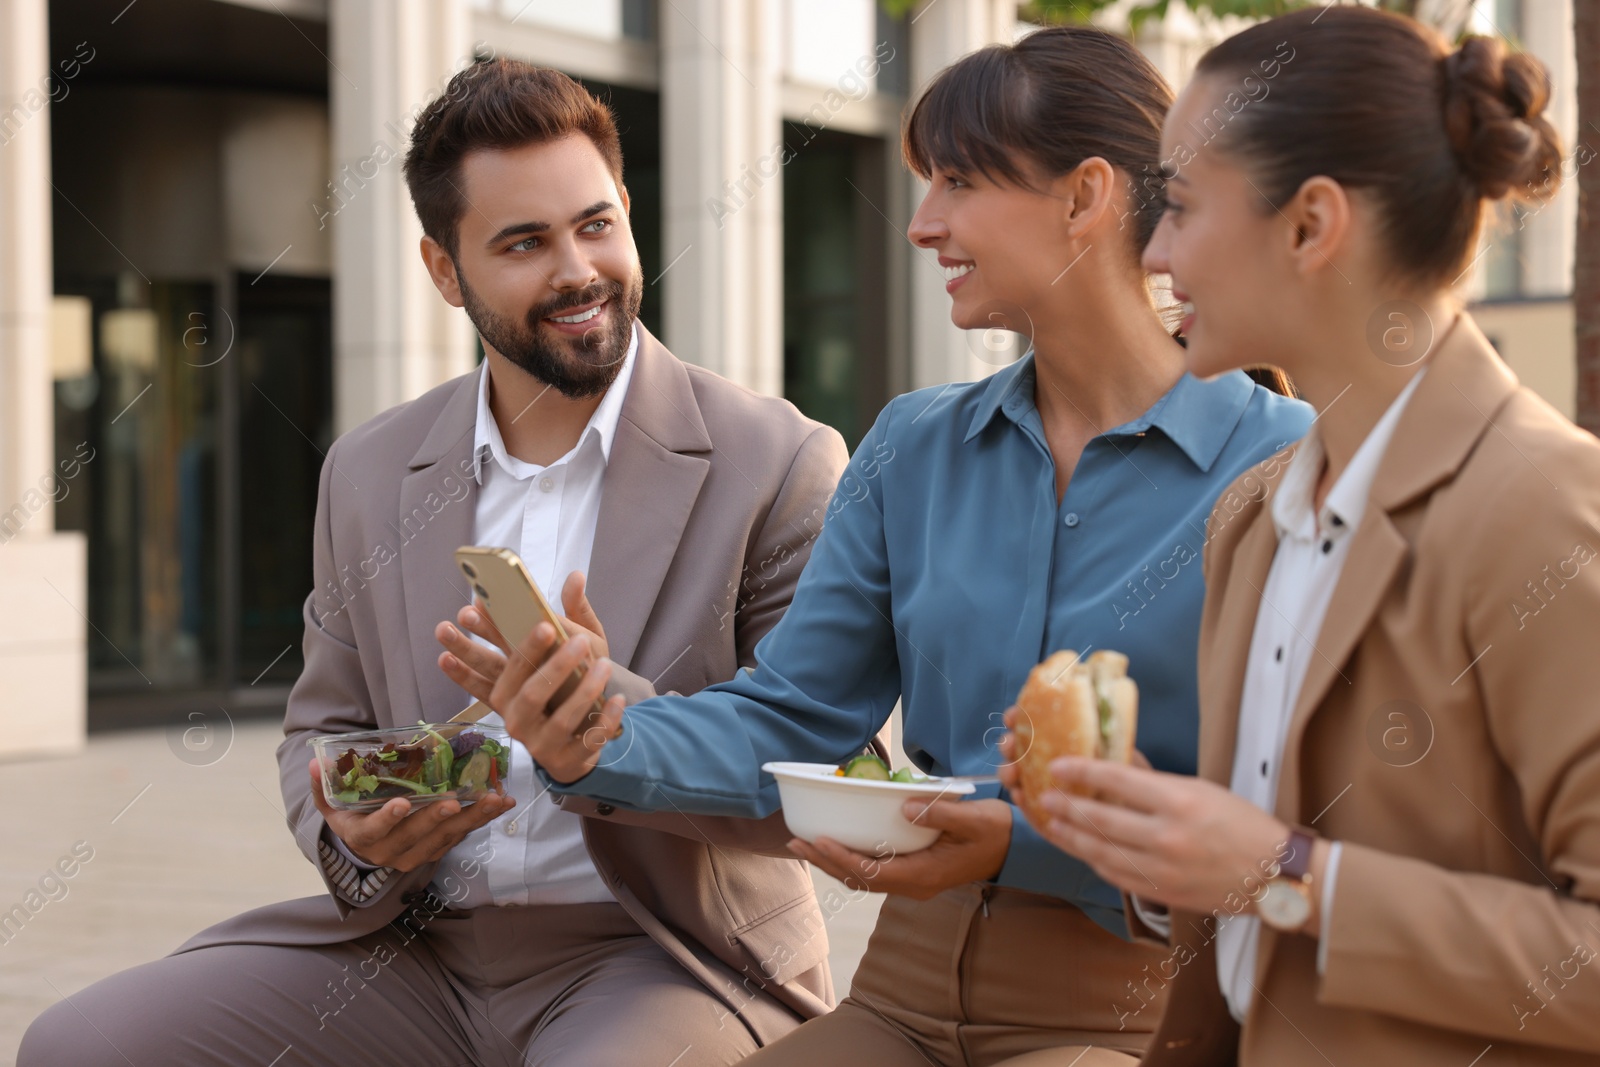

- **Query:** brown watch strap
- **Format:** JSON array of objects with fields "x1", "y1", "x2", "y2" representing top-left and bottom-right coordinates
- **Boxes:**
[{"x1": 1281, "y1": 827, "x2": 1316, "y2": 881}]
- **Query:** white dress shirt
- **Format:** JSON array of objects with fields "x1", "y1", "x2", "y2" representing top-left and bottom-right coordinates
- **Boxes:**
[
  {"x1": 1212, "y1": 368, "x2": 1426, "y2": 1021},
  {"x1": 429, "y1": 323, "x2": 641, "y2": 908}
]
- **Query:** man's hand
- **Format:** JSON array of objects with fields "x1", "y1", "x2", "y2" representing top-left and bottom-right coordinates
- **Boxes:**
[
  {"x1": 436, "y1": 570, "x2": 609, "y2": 705},
  {"x1": 489, "y1": 622, "x2": 625, "y2": 784},
  {"x1": 308, "y1": 758, "x2": 515, "y2": 872},
  {"x1": 786, "y1": 797, "x2": 1012, "y2": 901}
]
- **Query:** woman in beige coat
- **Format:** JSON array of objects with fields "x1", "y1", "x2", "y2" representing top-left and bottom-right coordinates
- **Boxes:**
[{"x1": 1005, "y1": 6, "x2": 1600, "y2": 1065}]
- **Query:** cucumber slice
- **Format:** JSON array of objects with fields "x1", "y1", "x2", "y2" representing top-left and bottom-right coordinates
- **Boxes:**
[
  {"x1": 889, "y1": 766, "x2": 928, "y2": 783},
  {"x1": 841, "y1": 753, "x2": 891, "y2": 780}
]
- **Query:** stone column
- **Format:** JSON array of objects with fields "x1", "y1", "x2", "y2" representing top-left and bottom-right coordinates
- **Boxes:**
[
  {"x1": 1519, "y1": 0, "x2": 1576, "y2": 299},
  {"x1": 905, "y1": 0, "x2": 1016, "y2": 390},
  {"x1": 0, "y1": 0, "x2": 87, "y2": 757},
  {"x1": 659, "y1": 0, "x2": 783, "y2": 395},
  {"x1": 328, "y1": 0, "x2": 477, "y2": 434}
]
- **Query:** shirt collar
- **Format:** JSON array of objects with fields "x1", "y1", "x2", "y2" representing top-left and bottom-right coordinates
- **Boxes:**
[
  {"x1": 964, "y1": 350, "x2": 1256, "y2": 472},
  {"x1": 963, "y1": 354, "x2": 1035, "y2": 443},
  {"x1": 1272, "y1": 366, "x2": 1428, "y2": 542},
  {"x1": 471, "y1": 319, "x2": 640, "y2": 484}
]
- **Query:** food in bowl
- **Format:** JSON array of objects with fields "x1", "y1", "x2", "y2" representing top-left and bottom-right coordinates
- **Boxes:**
[
  {"x1": 836, "y1": 753, "x2": 932, "y2": 784},
  {"x1": 309, "y1": 722, "x2": 511, "y2": 813},
  {"x1": 1011, "y1": 649, "x2": 1138, "y2": 826},
  {"x1": 763, "y1": 761, "x2": 975, "y2": 854}
]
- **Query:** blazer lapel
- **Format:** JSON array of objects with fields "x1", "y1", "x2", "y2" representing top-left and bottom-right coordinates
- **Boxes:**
[
  {"x1": 1199, "y1": 502, "x2": 1282, "y2": 784},
  {"x1": 1272, "y1": 513, "x2": 1408, "y2": 817},
  {"x1": 1274, "y1": 316, "x2": 1520, "y2": 819},
  {"x1": 586, "y1": 327, "x2": 713, "y2": 672},
  {"x1": 398, "y1": 367, "x2": 483, "y2": 724}
]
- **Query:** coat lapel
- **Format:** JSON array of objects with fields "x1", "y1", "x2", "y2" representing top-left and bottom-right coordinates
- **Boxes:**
[
  {"x1": 1199, "y1": 501, "x2": 1283, "y2": 784},
  {"x1": 1274, "y1": 315, "x2": 1519, "y2": 819},
  {"x1": 1272, "y1": 512, "x2": 1408, "y2": 817},
  {"x1": 398, "y1": 367, "x2": 483, "y2": 724},
  {"x1": 585, "y1": 326, "x2": 713, "y2": 672}
]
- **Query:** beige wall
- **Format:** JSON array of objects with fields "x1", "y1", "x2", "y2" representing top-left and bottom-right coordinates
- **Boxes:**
[
  {"x1": 1469, "y1": 299, "x2": 1576, "y2": 420},
  {"x1": 0, "y1": 0, "x2": 86, "y2": 760}
]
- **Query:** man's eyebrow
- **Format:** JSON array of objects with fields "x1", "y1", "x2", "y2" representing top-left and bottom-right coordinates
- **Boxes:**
[
  {"x1": 571, "y1": 200, "x2": 616, "y2": 224},
  {"x1": 487, "y1": 220, "x2": 547, "y2": 246},
  {"x1": 486, "y1": 201, "x2": 617, "y2": 247}
]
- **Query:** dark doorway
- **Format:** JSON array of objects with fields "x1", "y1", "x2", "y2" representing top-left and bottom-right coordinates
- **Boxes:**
[
  {"x1": 781, "y1": 123, "x2": 891, "y2": 449},
  {"x1": 49, "y1": 0, "x2": 332, "y2": 728}
]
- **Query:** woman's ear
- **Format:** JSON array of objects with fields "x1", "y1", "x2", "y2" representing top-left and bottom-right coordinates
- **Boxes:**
[
  {"x1": 1280, "y1": 175, "x2": 1351, "y2": 280},
  {"x1": 1057, "y1": 156, "x2": 1118, "y2": 239}
]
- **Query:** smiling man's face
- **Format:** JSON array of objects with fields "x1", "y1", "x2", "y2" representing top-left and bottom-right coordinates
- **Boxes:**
[{"x1": 444, "y1": 132, "x2": 644, "y2": 399}]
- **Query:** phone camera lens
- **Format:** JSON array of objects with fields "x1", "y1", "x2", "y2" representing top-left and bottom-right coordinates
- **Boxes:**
[
  {"x1": 460, "y1": 561, "x2": 478, "y2": 580},
  {"x1": 473, "y1": 583, "x2": 489, "y2": 603}
]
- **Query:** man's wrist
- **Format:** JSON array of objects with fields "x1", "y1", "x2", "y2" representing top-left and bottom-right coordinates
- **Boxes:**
[{"x1": 321, "y1": 822, "x2": 382, "y2": 871}]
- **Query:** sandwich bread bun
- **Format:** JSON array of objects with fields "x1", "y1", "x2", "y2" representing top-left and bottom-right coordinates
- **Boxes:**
[{"x1": 1011, "y1": 649, "x2": 1138, "y2": 825}]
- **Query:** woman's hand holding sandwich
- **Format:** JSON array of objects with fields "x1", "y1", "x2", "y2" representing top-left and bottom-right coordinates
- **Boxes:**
[{"x1": 998, "y1": 714, "x2": 1329, "y2": 928}]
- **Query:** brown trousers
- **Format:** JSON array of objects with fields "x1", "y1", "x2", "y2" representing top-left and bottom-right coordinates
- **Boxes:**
[
  {"x1": 745, "y1": 884, "x2": 1167, "y2": 1067},
  {"x1": 18, "y1": 901, "x2": 761, "y2": 1067}
]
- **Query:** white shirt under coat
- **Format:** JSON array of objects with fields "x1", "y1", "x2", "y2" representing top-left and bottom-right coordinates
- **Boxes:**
[
  {"x1": 1216, "y1": 368, "x2": 1426, "y2": 1021},
  {"x1": 1132, "y1": 368, "x2": 1426, "y2": 1024},
  {"x1": 429, "y1": 323, "x2": 640, "y2": 908}
]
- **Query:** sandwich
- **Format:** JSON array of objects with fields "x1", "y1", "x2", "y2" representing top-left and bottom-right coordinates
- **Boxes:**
[{"x1": 1011, "y1": 649, "x2": 1138, "y2": 825}]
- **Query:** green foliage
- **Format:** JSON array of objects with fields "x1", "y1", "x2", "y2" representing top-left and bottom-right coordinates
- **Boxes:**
[
  {"x1": 877, "y1": 0, "x2": 1317, "y2": 35},
  {"x1": 1023, "y1": 0, "x2": 1308, "y2": 33}
]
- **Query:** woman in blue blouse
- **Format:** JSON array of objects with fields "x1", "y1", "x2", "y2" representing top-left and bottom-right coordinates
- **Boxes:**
[{"x1": 481, "y1": 27, "x2": 1310, "y2": 1066}]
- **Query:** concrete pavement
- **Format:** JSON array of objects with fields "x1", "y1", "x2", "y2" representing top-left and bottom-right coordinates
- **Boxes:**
[{"x1": 0, "y1": 720, "x2": 881, "y2": 1064}]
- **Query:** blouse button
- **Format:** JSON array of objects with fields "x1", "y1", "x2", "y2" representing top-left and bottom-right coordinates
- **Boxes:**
[{"x1": 1063, "y1": 512, "x2": 1080, "y2": 528}]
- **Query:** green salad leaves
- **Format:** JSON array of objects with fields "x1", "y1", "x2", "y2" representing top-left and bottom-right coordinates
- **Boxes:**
[{"x1": 330, "y1": 726, "x2": 509, "y2": 806}]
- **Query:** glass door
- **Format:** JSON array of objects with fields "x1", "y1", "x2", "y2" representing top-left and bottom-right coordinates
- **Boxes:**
[{"x1": 53, "y1": 273, "x2": 332, "y2": 727}]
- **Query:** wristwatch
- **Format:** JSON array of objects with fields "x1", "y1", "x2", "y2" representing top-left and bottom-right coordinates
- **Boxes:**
[{"x1": 1257, "y1": 827, "x2": 1316, "y2": 933}]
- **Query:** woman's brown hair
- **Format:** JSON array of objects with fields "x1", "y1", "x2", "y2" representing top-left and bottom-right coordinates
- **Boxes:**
[
  {"x1": 901, "y1": 28, "x2": 1295, "y2": 396},
  {"x1": 1195, "y1": 5, "x2": 1563, "y2": 287},
  {"x1": 901, "y1": 25, "x2": 1174, "y2": 252}
]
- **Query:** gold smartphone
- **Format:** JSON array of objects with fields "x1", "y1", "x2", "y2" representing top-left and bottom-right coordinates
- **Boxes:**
[{"x1": 454, "y1": 545, "x2": 602, "y2": 718}]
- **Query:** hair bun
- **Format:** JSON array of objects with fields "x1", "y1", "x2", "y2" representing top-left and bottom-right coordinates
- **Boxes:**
[{"x1": 1441, "y1": 35, "x2": 1562, "y2": 202}]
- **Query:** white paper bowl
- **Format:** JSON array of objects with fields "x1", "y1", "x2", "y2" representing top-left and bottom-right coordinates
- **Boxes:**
[{"x1": 762, "y1": 761, "x2": 977, "y2": 854}]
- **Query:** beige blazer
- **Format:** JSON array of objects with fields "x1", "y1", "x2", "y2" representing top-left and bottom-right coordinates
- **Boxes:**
[
  {"x1": 1141, "y1": 316, "x2": 1600, "y2": 1065},
  {"x1": 177, "y1": 326, "x2": 850, "y2": 1044}
]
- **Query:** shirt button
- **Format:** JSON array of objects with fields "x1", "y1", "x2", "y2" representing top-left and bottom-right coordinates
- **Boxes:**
[
  {"x1": 1322, "y1": 539, "x2": 1334, "y2": 554},
  {"x1": 504, "y1": 819, "x2": 519, "y2": 835},
  {"x1": 1063, "y1": 512, "x2": 1080, "y2": 528},
  {"x1": 539, "y1": 476, "x2": 555, "y2": 492},
  {"x1": 1275, "y1": 646, "x2": 1284, "y2": 663},
  {"x1": 1260, "y1": 760, "x2": 1269, "y2": 777},
  {"x1": 596, "y1": 803, "x2": 615, "y2": 816}
]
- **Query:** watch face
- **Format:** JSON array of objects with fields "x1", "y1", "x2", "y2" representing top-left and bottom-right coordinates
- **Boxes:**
[{"x1": 1258, "y1": 879, "x2": 1312, "y2": 931}]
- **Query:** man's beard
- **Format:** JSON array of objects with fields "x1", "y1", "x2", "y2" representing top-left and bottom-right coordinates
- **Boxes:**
[{"x1": 457, "y1": 263, "x2": 644, "y2": 400}]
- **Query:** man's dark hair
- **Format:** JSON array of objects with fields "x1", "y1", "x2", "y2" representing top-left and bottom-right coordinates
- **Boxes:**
[{"x1": 403, "y1": 58, "x2": 625, "y2": 256}]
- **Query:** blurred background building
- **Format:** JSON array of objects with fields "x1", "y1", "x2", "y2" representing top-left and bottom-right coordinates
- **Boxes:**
[{"x1": 0, "y1": 0, "x2": 1580, "y2": 757}]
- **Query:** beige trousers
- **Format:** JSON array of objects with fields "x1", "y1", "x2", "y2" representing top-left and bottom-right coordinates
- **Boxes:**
[
  {"x1": 18, "y1": 901, "x2": 761, "y2": 1067},
  {"x1": 744, "y1": 884, "x2": 1167, "y2": 1067}
]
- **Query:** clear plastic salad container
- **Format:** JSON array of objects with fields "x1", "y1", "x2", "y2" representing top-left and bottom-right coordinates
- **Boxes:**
[{"x1": 308, "y1": 722, "x2": 511, "y2": 813}]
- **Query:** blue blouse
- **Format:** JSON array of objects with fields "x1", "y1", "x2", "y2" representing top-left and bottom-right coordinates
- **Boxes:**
[{"x1": 557, "y1": 354, "x2": 1313, "y2": 936}]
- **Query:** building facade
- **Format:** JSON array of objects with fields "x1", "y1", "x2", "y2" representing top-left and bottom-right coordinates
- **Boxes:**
[{"x1": 0, "y1": 0, "x2": 1581, "y2": 756}]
